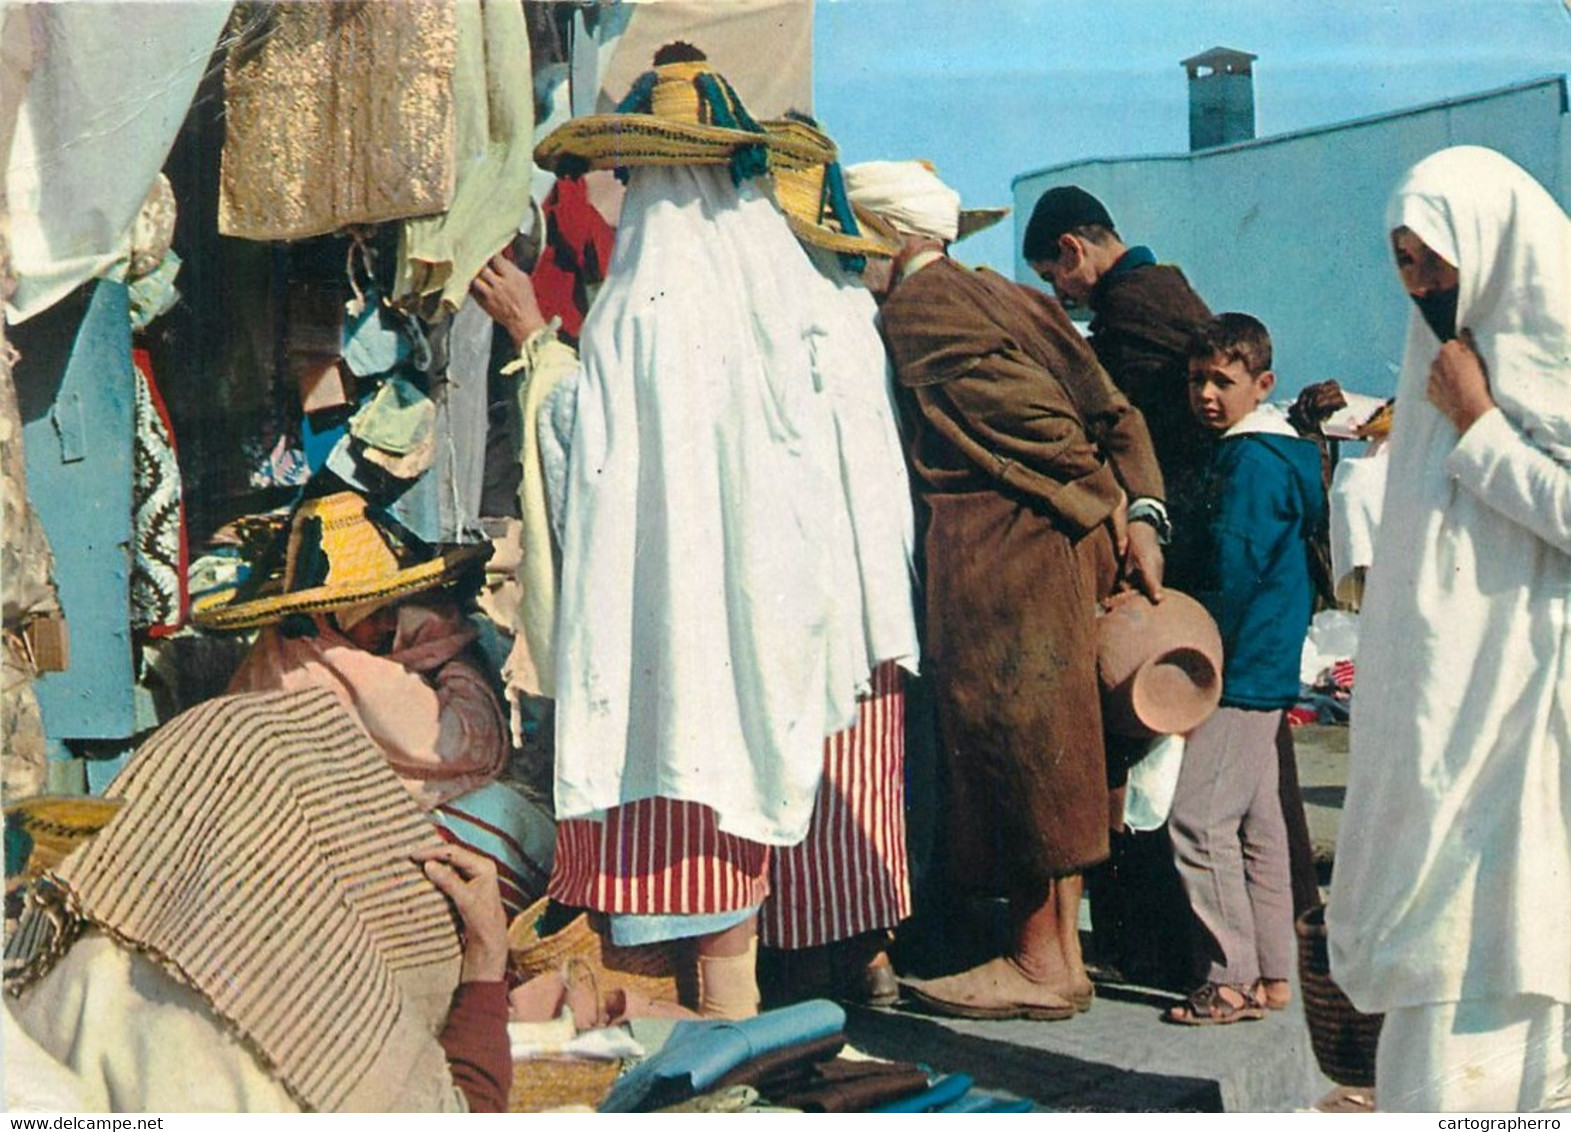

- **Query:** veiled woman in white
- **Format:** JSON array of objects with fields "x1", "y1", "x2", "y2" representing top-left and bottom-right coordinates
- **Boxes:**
[{"x1": 1328, "y1": 146, "x2": 1571, "y2": 1112}]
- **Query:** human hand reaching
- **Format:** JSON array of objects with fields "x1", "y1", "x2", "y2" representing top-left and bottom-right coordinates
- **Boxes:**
[{"x1": 470, "y1": 253, "x2": 547, "y2": 350}]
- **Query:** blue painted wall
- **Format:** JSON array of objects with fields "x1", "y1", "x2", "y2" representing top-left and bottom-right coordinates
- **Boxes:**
[{"x1": 19, "y1": 280, "x2": 136, "y2": 744}]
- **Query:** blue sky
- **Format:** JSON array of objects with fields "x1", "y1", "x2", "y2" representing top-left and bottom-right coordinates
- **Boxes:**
[{"x1": 814, "y1": 0, "x2": 1571, "y2": 272}]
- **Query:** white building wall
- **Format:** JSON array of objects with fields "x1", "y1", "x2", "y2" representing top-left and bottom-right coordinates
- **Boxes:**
[{"x1": 1012, "y1": 79, "x2": 1568, "y2": 399}]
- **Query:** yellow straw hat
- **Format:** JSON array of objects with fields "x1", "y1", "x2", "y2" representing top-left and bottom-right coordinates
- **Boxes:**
[
  {"x1": 765, "y1": 116, "x2": 903, "y2": 260},
  {"x1": 191, "y1": 489, "x2": 489, "y2": 631},
  {"x1": 5, "y1": 796, "x2": 123, "y2": 888},
  {"x1": 534, "y1": 43, "x2": 835, "y2": 179}
]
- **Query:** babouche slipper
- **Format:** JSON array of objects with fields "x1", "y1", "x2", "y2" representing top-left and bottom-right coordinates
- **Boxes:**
[
  {"x1": 902, "y1": 957, "x2": 1077, "y2": 1021},
  {"x1": 1163, "y1": 981, "x2": 1266, "y2": 1026}
]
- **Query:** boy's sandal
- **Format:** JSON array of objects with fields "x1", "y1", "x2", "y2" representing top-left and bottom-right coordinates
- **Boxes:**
[{"x1": 1162, "y1": 982, "x2": 1267, "y2": 1026}]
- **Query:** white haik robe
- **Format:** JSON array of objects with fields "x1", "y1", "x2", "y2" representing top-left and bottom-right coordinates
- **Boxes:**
[
  {"x1": 1328, "y1": 147, "x2": 1571, "y2": 1015},
  {"x1": 551, "y1": 165, "x2": 865, "y2": 847}
]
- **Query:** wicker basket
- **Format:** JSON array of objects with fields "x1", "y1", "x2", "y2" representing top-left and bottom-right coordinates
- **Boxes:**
[
  {"x1": 508, "y1": 897, "x2": 694, "y2": 1008},
  {"x1": 1297, "y1": 904, "x2": 1383, "y2": 1087},
  {"x1": 508, "y1": 1057, "x2": 621, "y2": 1112}
]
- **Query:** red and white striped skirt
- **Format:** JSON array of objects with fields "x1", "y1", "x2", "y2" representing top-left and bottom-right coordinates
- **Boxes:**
[
  {"x1": 548, "y1": 795, "x2": 772, "y2": 916},
  {"x1": 761, "y1": 662, "x2": 910, "y2": 949},
  {"x1": 547, "y1": 664, "x2": 910, "y2": 946}
]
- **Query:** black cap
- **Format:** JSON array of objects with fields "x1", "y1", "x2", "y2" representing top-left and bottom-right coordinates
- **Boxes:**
[{"x1": 1022, "y1": 186, "x2": 1116, "y2": 262}]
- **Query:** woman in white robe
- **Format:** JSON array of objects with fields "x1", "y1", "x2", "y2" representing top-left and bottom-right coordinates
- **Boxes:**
[{"x1": 1328, "y1": 146, "x2": 1571, "y2": 1112}]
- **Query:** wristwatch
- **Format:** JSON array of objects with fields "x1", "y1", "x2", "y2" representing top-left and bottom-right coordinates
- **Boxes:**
[{"x1": 1126, "y1": 498, "x2": 1172, "y2": 546}]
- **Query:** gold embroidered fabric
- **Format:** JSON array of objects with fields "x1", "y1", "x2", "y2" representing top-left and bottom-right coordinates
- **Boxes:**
[{"x1": 219, "y1": 0, "x2": 459, "y2": 242}]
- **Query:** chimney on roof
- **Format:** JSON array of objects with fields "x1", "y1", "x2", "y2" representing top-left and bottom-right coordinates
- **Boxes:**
[{"x1": 1181, "y1": 46, "x2": 1257, "y2": 151}]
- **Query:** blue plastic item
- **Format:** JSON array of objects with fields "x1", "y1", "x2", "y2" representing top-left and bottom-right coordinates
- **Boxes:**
[
  {"x1": 601, "y1": 999, "x2": 847, "y2": 1113},
  {"x1": 873, "y1": 1073, "x2": 974, "y2": 1113}
]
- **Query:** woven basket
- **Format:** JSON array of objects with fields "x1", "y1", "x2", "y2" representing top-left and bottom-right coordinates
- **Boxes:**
[
  {"x1": 508, "y1": 1057, "x2": 621, "y2": 1113},
  {"x1": 1297, "y1": 905, "x2": 1383, "y2": 1087},
  {"x1": 508, "y1": 898, "x2": 693, "y2": 1008}
]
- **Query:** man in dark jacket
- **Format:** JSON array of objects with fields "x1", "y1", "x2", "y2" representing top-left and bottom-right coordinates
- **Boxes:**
[
  {"x1": 1023, "y1": 186, "x2": 1214, "y2": 590},
  {"x1": 1023, "y1": 188, "x2": 1321, "y2": 991},
  {"x1": 846, "y1": 161, "x2": 1166, "y2": 1020}
]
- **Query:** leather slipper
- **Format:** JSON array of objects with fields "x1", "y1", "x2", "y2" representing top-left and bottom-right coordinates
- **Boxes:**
[{"x1": 902, "y1": 957, "x2": 1077, "y2": 1022}]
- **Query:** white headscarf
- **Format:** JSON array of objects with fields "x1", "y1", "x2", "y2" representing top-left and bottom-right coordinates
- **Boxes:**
[
  {"x1": 843, "y1": 160, "x2": 961, "y2": 243},
  {"x1": 1327, "y1": 148, "x2": 1571, "y2": 1015},
  {"x1": 1386, "y1": 145, "x2": 1571, "y2": 462}
]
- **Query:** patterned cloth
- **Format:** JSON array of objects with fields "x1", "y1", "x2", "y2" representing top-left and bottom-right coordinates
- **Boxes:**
[
  {"x1": 549, "y1": 666, "x2": 910, "y2": 947},
  {"x1": 549, "y1": 798, "x2": 771, "y2": 919},
  {"x1": 5, "y1": 689, "x2": 464, "y2": 1113},
  {"x1": 531, "y1": 177, "x2": 615, "y2": 340},
  {"x1": 432, "y1": 779, "x2": 556, "y2": 922},
  {"x1": 130, "y1": 349, "x2": 185, "y2": 636},
  {"x1": 760, "y1": 664, "x2": 911, "y2": 949}
]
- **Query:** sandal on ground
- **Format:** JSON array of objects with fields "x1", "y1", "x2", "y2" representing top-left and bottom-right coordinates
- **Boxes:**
[
  {"x1": 1162, "y1": 982, "x2": 1266, "y2": 1026},
  {"x1": 1253, "y1": 978, "x2": 1291, "y2": 1011}
]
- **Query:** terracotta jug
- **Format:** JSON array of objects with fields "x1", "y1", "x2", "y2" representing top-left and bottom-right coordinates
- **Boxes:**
[{"x1": 1096, "y1": 589, "x2": 1223, "y2": 738}]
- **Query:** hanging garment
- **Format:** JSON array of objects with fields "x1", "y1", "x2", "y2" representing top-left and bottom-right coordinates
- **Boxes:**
[
  {"x1": 531, "y1": 176, "x2": 616, "y2": 340},
  {"x1": 219, "y1": 1, "x2": 457, "y2": 242},
  {"x1": 4, "y1": 3, "x2": 230, "y2": 322},
  {"x1": 1329, "y1": 148, "x2": 1571, "y2": 1018},
  {"x1": 551, "y1": 165, "x2": 857, "y2": 846},
  {"x1": 130, "y1": 350, "x2": 186, "y2": 636},
  {"x1": 396, "y1": 0, "x2": 535, "y2": 316},
  {"x1": 428, "y1": 299, "x2": 492, "y2": 540}
]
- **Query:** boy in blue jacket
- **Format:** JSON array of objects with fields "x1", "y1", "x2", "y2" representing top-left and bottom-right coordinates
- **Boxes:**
[{"x1": 1164, "y1": 313, "x2": 1325, "y2": 1025}]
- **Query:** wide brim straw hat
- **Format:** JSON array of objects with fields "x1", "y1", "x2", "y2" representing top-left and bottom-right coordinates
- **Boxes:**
[
  {"x1": 191, "y1": 489, "x2": 489, "y2": 631},
  {"x1": 535, "y1": 47, "x2": 835, "y2": 175},
  {"x1": 957, "y1": 206, "x2": 1010, "y2": 241},
  {"x1": 5, "y1": 796, "x2": 123, "y2": 889},
  {"x1": 765, "y1": 117, "x2": 904, "y2": 259}
]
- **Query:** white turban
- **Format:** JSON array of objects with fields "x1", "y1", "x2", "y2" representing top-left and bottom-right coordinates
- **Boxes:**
[{"x1": 843, "y1": 160, "x2": 961, "y2": 243}]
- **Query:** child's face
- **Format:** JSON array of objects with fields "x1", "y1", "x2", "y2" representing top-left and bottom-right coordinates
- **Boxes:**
[{"x1": 1188, "y1": 353, "x2": 1275, "y2": 432}]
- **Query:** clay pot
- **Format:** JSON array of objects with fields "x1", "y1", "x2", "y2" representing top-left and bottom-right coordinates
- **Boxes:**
[{"x1": 1096, "y1": 589, "x2": 1223, "y2": 738}]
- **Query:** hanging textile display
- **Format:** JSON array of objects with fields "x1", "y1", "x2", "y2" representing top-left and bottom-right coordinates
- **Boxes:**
[
  {"x1": 219, "y1": 1, "x2": 458, "y2": 242},
  {"x1": 4, "y1": 2, "x2": 230, "y2": 323},
  {"x1": 395, "y1": 0, "x2": 536, "y2": 317},
  {"x1": 129, "y1": 351, "x2": 187, "y2": 637}
]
